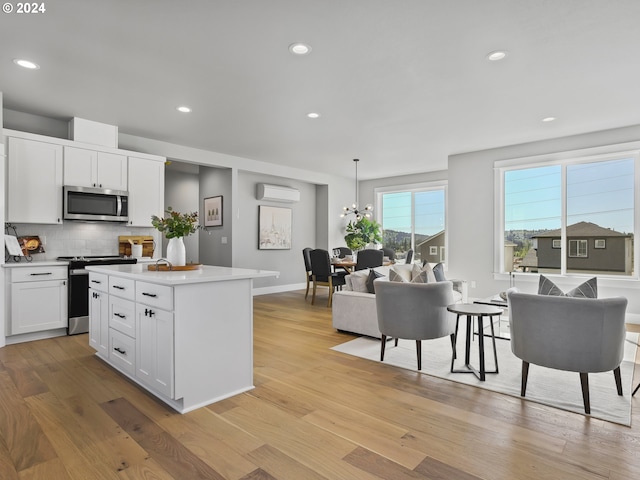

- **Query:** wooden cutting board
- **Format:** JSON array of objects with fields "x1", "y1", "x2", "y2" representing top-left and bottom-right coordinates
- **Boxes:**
[{"x1": 118, "y1": 236, "x2": 155, "y2": 257}]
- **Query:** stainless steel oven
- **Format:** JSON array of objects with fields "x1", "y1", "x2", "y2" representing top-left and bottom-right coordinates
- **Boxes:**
[{"x1": 59, "y1": 256, "x2": 137, "y2": 334}]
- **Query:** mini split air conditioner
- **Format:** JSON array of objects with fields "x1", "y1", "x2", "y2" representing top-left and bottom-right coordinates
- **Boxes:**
[{"x1": 256, "y1": 183, "x2": 300, "y2": 203}]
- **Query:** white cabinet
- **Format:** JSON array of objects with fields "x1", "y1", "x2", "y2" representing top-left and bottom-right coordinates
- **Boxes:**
[
  {"x1": 6, "y1": 137, "x2": 63, "y2": 224},
  {"x1": 89, "y1": 272, "x2": 109, "y2": 356},
  {"x1": 128, "y1": 156, "x2": 164, "y2": 227},
  {"x1": 136, "y1": 301, "x2": 174, "y2": 398},
  {"x1": 63, "y1": 146, "x2": 127, "y2": 190},
  {"x1": 8, "y1": 266, "x2": 67, "y2": 335}
]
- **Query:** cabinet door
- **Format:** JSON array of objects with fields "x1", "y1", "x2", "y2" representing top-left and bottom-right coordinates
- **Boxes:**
[
  {"x1": 96, "y1": 152, "x2": 127, "y2": 190},
  {"x1": 136, "y1": 304, "x2": 174, "y2": 398},
  {"x1": 63, "y1": 146, "x2": 97, "y2": 187},
  {"x1": 89, "y1": 289, "x2": 109, "y2": 357},
  {"x1": 10, "y1": 280, "x2": 67, "y2": 335},
  {"x1": 128, "y1": 156, "x2": 164, "y2": 227},
  {"x1": 7, "y1": 137, "x2": 63, "y2": 224}
]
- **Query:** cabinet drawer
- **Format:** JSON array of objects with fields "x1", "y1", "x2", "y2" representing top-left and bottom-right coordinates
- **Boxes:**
[
  {"x1": 109, "y1": 297, "x2": 136, "y2": 337},
  {"x1": 136, "y1": 281, "x2": 173, "y2": 311},
  {"x1": 109, "y1": 329, "x2": 136, "y2": 377},
  {"x1": 89, "y1": 272, "x2": 109, "y2": 293},
  {"x1": 109, "y1": 276, "x2": 135, "y2": 300},
  {"x1": 12, "y1": 266, "x2": 67, "y2": 283}
]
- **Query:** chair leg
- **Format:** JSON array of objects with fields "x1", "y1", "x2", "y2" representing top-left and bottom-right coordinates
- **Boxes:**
[
  {"x1": 580, "y1": 372, "x2": 591, "y2": 414},
  {"x1": 394, "y1": 338, "x2": 398, "y2": 347},
  {"x1": 416, "y1": 340, "x2": 422, "y2": 371},
  {"x1": 305, "y1": 276, "x2": 310, "y2": 299},
  {"x1": 521, "y1": 361, "x2": 529, "y2": 397},
  {"x1": 614, "y1": 366, "x2": 623, "y2": 396},
  {"x1": 327, "y1": 278, "x2": 334, "y2": 308},
  {"x1": 380, "y1": 334, "x2": 386, "y2": 361},
  {"x1": 311, "y1": 276, "x2": 317, "y2": 305},
  {"x1": 633, "y1": 382, "x2": 640, "y2": 396},
  {"x1": 450, "y1": 333, "x2": 457, "y2": 360}
]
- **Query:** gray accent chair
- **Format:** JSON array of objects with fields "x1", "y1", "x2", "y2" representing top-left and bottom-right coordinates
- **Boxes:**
[
  {"x1": 507, "y1": 291, "x2": 628, "y2": 414},
  {"x1": 375, "y1": 280, "x2": 456, "y2": 370}
]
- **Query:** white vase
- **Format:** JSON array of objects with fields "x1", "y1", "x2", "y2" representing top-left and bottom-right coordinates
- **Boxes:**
[{"x1": 166, "y1": 237, "x2": 186, "y2": 266}]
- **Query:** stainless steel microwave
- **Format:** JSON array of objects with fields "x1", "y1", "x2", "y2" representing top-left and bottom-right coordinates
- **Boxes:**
[{"x1": 63, "y1": 186, "x2": 129, "y2": 222}]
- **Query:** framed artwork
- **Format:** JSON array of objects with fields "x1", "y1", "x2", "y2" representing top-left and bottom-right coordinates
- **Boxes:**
[
  {"x1": 259, "y1": 205, "x2": 292, "y2": 250},
  {"x1": 204, "y1": 196, "x2": 223, "y2": 227}
]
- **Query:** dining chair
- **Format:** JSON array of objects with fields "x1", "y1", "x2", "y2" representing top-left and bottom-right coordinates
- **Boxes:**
[
  {"x1": 302, "y1": 247, "x2": 313, "y2": 299},
  {"x1": 355, "y1": 249, "x2": 384, "y2": 271},
  {"x1": 310, "y1": 249, "x2": 347, "y2": 307},
  {"x1": 405, "y1": 249, "x2": 414, "y2": 264},
  {"x1": 381, "y1": 247, "x2": 395, "y2": 261},
  {"x1": 334, "y1": 247, "x2": 352, "y2": 258}
]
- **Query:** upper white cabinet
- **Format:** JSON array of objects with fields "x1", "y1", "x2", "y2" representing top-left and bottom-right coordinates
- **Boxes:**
[
  {"x1": 64, "y1": 146, "x2": 127, "y2": 190},
  {"x1": 128, "y1": 156, "x2": 165, "y2": 227},
  {"x1": 6, "y1": 137, "x2": 63, "y2": 224}
]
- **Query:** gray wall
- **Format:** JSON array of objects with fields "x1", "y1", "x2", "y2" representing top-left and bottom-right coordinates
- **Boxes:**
[
  {"x1": 199, "y1": 166, "x2": 233, "y2": 267},
  {"x1": 234, "y1": 171, "x2": 317, "y2": 289},
  {"x1": 3, "y1": 108, "x2": 68, "y2": 138},
  {"x1": 164, "y1": 165, "x2": 200, "y2": 264}
]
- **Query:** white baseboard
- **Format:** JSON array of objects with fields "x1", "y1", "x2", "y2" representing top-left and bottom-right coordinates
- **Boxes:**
[{"x1": 253, "y1": 283, "x2": 305, "y2": 296}]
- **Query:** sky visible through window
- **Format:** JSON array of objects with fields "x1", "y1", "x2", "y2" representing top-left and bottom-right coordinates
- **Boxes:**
[
  {"x1": 382, "y1": 190, "x2": 445, "y2": 235},
  {"x1": 505, "y1": 158, "x2": 634, "y2": 234}
]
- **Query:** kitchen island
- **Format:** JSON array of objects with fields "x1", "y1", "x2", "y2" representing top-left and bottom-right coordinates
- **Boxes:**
[{"x1": 86, "y1": 264, "x2": 279, "y2": 413}]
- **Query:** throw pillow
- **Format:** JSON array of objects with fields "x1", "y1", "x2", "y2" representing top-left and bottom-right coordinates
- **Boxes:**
[
  {"x1": 389, "y1": 265, "x2": 413, "y2": 282},
  {"x1": 433, "y1": 263, "x2": 446, "y2": 282},
  {"x1": 410, "y1": 270, "x2": 428, "y2": 284},
  {"x1": 349, "y1": 270, "x2": 370, "y2": 293},
  {"x1": 366, "y1": 269, "x2": 385, "y2": 293},
  {"x1": 420, "y1": 263, "x2": 437, "y2": 283},
  {"x1": 389, "y1": 268, "x2": 408, "y2": 282},
  {"x1": 538, "y1": 275, "x2": 597, "y2": 298}
]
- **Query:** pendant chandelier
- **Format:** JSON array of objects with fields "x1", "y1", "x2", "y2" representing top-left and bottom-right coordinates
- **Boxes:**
[{"x1": 340, "y1": 158, "x2": 373, "y2": 220}]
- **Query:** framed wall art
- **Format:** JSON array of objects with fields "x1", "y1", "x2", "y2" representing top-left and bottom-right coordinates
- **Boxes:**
[
  {"x1": 258, "y1": 205, "x2": 292, "y2": 250},
  {"x1": 204, "y1": 196, "x2": 223, "y2": 227}
]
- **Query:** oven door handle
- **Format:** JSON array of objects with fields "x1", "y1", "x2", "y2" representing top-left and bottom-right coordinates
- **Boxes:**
[{"x1": 70, "y1": 269, "x2": 90, "y2": 276}]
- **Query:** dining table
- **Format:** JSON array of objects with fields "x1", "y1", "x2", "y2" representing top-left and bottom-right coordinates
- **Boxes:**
[{"x1": 331, "y1": 259, "x2": 393, "y2": 273}]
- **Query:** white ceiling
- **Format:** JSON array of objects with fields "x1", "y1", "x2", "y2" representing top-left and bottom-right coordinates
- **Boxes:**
[{"x1": 1, "y1": 0, "x2": 640, "y2": 180}]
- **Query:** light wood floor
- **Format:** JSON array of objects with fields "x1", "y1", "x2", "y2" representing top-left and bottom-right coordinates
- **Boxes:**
[{"x1": 1, "y1": 290, "x2": 640, "y2": 479}]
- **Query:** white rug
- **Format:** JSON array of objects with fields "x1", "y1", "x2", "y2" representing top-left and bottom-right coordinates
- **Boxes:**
[{"x1": 332, "y1": 327, "x2": 639, "y2": 426}]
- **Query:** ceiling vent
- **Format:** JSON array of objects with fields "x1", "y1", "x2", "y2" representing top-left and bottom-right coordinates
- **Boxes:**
[{"x1": 256, "y1": 183, "x2": 300, "y2": 203}]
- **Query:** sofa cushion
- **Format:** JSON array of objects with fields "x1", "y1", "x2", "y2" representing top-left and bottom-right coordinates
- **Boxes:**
[
  {"x1": 366, "y1": 269, "x2": 385, "y2": 293},
  {"x1": 538, "y1": 275, "x2": 597, "y2": 298}
]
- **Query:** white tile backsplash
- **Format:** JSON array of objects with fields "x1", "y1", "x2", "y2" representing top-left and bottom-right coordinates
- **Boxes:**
[{"x1": 10, "y1": 222, "x2": 158, "y2": 259}]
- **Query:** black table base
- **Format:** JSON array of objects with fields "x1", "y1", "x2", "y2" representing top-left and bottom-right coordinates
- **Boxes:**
[{"x1": 450, "y1": 313, "x2": 500, "y2": 381}]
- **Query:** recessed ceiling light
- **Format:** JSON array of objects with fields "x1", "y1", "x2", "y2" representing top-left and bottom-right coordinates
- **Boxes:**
[
  {"x1": 307, "y1": 112, "x2": 320, "y2": 118},
  {"x1": 176, "y1": 106, "x2": 192, "y2": 113},
  {"x1": 486, "y1": 50, "x2": 508, "y2": 61},
  {"x1": 542, "y1": 117, "x2": 556, "y2": 122},
  {"x1": 289, "y1": 43, "x2": 311, "y2": 55},
  {"x1": 13, "y1": 58, "x2": 40, "y2": 69}
]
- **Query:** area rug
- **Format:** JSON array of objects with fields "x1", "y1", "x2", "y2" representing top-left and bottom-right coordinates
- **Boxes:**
[{"x1": 332, "y1": 327, "x2": 638, "y2": 426}]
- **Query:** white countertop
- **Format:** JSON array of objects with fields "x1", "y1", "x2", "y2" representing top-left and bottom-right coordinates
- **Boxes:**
[
  {"x1": 2, "y1": 259, "x2": 69, "y2": 268},
  {"x1": 86, "y1": 264, "x2": 280, "y2": 285}
]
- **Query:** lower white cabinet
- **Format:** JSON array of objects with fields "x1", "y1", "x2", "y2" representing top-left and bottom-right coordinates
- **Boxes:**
[
  {"x1": 89, "y1": 272, "x2": 109, "y2": 355},
  {"x1": 136, "y1": 303, "x2": 174, "y2": 398},
  {"x1": 8, "y1": 265, "x2": 68, "y2": 336}
]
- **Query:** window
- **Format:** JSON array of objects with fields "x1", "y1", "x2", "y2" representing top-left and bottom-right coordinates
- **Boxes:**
[
  {"x1": 377, "y1": 183, "x2": 446, "y2": 264},
  {"x1": 501, "y1": 152, "x2": 636, "y2": 276},
  {"x1": 568, "y1": 240, "x2": 588, "y2": 257}
]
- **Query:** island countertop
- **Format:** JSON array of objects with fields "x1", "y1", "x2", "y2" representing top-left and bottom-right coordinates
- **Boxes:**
[{"x1": 85, "y1": 263, "x2": 279, "y2": 286}]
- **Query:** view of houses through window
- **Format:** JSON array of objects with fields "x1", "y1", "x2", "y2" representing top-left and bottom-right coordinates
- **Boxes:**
[
  {"x1": 378, "y1": 186, "x2": 446, "y2": 265},
  {"x1": 503, "y1": 155, "x2": 636, "y2": 276}
]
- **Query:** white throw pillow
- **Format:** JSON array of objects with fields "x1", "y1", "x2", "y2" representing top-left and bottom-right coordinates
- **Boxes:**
[
  {"x1": 348, "y1": 270, "x2": 370, "y2": 293},
  {"x1": 420, "y1": 263, "x2": 437, "y2": 283},
  {"x1": 389, "y1": 264, "x2": 413, "y2": 282}
]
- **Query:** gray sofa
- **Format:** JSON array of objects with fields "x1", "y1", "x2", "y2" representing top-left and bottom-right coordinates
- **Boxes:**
[{"x1": 332, "y1": 264, "x2": 466, "y2": 338}]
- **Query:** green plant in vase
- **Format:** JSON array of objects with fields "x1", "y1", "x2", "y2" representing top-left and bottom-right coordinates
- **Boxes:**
[
  {"x1": 151, "y1": 207, "x2": 203, "y2": 265},
  {"x1": 344, "y1": 217, "x2": 382, "y2": 251}
]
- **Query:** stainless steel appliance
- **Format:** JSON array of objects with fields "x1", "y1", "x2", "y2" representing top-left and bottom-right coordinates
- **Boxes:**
[
  {"x1": 59, "y1": 256, "x2": 137, "y2": 335},
  {"x1": 63, "y1": 186, "x2": 129, "y2": 222}
]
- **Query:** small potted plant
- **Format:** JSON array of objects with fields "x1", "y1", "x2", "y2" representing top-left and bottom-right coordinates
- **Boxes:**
[{"x1": 151, "y1": 207, "x2": 202, "y2": 266}]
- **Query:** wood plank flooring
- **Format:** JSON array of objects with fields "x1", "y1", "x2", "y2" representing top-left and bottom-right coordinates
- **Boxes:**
[{"x1": 1, "y1": 289, "x2": 640, "y2": 479}]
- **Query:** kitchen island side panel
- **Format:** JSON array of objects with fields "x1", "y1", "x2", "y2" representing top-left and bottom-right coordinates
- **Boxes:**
[{"x1": 173, "y1": 278, "x2": 254, "y2": 407}]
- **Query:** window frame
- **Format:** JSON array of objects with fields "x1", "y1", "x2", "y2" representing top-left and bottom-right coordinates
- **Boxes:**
[
  {"x1": 568, "y1": 239, "x2": 588, "y2": 258},
  {"x1": 375, "y1": 180, "x2": 448, "y2": 264},
  {"x1": 595, "y1": 239, "x2": 606, "y2": 249},
  {"x1": 494, "y1": 144, "x2": 640, "y2": 279}
]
